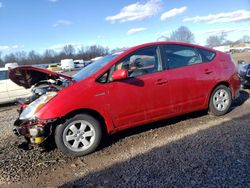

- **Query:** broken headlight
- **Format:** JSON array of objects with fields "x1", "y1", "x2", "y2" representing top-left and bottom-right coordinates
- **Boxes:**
[{"x1": 19, "y1": 92, "x2": 57, "y2": 120}]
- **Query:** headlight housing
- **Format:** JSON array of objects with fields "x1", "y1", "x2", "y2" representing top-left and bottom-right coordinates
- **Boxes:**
[{"x1": 19, "y1": 92, "x2": 57, "y2": 120}]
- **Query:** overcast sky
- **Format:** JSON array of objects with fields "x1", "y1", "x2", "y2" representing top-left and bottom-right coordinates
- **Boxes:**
[{"x1": 0, "y1": 0, "x2": 250, "y2": 55}]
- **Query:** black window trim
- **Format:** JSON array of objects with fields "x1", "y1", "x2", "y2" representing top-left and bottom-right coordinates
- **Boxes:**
[{"x1": 197, "y1": 47, "x2": 216, "y2": 62}]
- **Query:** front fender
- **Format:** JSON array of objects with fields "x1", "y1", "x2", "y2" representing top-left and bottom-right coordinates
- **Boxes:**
[{"x1": 35, "y1": 84, "x2": 115, "y2": 134}]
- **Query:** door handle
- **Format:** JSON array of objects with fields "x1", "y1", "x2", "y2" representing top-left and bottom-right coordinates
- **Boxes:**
[
  {"x1": 204, "y1": 69, "x2": 213, "y2": 75},
  {"x1": 156, "y1": 79, "x2": 168, "y2": 85}
]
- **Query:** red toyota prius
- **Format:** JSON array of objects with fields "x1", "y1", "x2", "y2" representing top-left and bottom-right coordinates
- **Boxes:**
[{"x1": 10, "y1": 42, "x2": 240, "y2": 157}]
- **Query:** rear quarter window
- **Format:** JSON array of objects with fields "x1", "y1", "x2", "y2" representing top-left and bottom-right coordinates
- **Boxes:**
[{"x1": 198, "y1": 48, "x2": 216, "y2": 62}]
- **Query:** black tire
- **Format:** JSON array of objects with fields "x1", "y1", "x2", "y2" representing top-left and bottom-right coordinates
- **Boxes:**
[
  {"x1": 209, "y1": 85, "x2": 232, "y2": 116},
  {"x1": 55, "y1": 114, "x2": 102, "y2": 157}
]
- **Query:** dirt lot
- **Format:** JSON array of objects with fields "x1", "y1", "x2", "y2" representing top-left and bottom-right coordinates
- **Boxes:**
[
  {"x1": 0, "y1": 90, "x2": 249, "y2": 187},
  {"x1": 232, "y1": 52, "x2": 250, "y2": 63}
]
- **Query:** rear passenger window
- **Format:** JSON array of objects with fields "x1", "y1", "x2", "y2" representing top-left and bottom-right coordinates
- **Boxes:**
[
  {"x1": 163, "y1": 45, "x2": 202, "y2": 69},
  {"x1": 0, "y1": 71, "x2": 7, "y2": 81},
  {"x1": 198, "y1": 48, "x2": 216, "y2": 62}
]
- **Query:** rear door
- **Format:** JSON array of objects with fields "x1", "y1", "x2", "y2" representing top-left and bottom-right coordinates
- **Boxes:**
[
  {"x1": 0, "y1": 70, "x2": 10, "y2": 103},
  {"x1": 161, "y1": 44, "x2": 215, "y2": 113}
]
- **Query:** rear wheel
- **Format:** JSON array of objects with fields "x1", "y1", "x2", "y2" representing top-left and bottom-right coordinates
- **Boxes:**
[
  {"x1": 55, "y1": 114, "x2": 102, "y2": 157},
  {"x1": 209, "y1": 85, "x2": 232, "y2": 116}
]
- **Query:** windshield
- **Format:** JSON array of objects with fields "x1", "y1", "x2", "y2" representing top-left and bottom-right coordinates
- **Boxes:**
[{"x1": 73, "y1": 54, "x2": 118, "y2": 81}]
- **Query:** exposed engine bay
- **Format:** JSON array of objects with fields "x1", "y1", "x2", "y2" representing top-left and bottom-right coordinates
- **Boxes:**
[
  {"x1": 23, "y1": 79, "x2": 67, "y2": 104},
  {"x1": 9, "y1": 66, "x2": 74, "y2": 147}
]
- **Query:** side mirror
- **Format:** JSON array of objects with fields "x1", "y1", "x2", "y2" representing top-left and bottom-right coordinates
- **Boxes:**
[{"x1": 112, "y1": 69, "x2": 128, "y2": 81}]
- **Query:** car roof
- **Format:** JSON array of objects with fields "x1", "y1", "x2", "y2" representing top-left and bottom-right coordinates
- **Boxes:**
[
  {"x1": 109, "y1": 42, "x2": 218, "y2": 62},
  {"x1": 130, "y1": 41, "x2": 217, "y2": 52}
]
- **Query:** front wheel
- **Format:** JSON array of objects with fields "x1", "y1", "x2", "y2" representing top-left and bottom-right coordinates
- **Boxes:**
[
  {"x1": 209, "y1": 85, "x2": 232, "y2": 116},
  {"x1": 55, "y1": 114, "x2": 102, "y2": 157}
]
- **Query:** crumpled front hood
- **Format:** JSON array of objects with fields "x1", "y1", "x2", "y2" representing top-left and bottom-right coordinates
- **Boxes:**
[{"x1": 9, "y1": 66, "x2": 73, "y2": 89}]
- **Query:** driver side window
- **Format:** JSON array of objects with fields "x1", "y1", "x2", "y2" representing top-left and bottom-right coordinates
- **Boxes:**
[{"x1": 114, "y1": 46, "x2": 159, "y2": 78}]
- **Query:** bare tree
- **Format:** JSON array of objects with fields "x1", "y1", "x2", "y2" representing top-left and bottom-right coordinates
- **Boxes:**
[
  {"x1": 44, "y1": 49, "x2": 56, "y2": 58},
  {"x1": 0, "y1": 44, "x2": 109, "y2": 67},
  {"x1": 43, "y1": 49, "x2": 57, "y2": 64},
  {"x1": 27, "y1": 50, "x2": 41, "y2": 65},
  {"x1": 85, "y1": 45, "x2": 109, "y2": 59},
  {"x1": 15, "y1": 51, "x2": 27, "y2": 62},
  {"x1": 170, "y1": 26, "x2": 195, "y2": 43},
  {"x1": 220, "y1": 32, "x2": 227, "y2": 43},
  {"x1": 240, "y1": 35, "x2": 250, "y2": 43},
  {"x1": 4, "y1": 53, "x2": 17, "y2": 63},
  {"x1": 206, "y1": 36, "x2": 221, "y2": 47},
  {"x1": 206, "y1": 32, "x2": 228, "y2": 47},
  {"x1": 78, "y1": 46, "x2": 85, "y2": 55},
  {"x1": 63, "y1": 45, "x2": 75, "y2": 56}
]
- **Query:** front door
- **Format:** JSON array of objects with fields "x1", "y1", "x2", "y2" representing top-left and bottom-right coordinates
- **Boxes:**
[{"x1": 107, "y1": 45, "x2": 164, "y2": 128}]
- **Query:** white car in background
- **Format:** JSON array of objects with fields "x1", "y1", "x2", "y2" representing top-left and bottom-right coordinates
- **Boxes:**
[{"x1": 0, "y1": 68, "x2": 31, "y2": 104}]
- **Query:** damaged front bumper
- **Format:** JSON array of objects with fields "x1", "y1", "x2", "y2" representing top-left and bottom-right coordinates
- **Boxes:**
[
  {"x1": 13, "y1": 116, "x2": 56, "y2": 145},
  {"x1": 13, "y1": 92, "x2": 59, "y2": 146}
]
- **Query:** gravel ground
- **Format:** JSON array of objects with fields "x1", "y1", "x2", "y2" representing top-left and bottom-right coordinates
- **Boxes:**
[
  {"x1": 0, "y1": 104, "x2": 17, "y2": 145},
  {"x1": 0, "y1": 104, "x2": 73, "y2": 184},
  {"x1": 0, "y1": 90, "x2": 249, "y2": 187}
]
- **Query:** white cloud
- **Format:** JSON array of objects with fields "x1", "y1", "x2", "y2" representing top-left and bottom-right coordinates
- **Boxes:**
[
  {"x1": 203, "y1": 27, "x2": 250, "y2": 34},
  {"x1": 52, "y1": 20, "x2": 73, "y2": 27},
  {"x1": 160, "y1": 6, "x2": 187, "y2": 20},
  {"x1": 106, "y1": 0, "x2": 161, "y2": 23},
  {"x1": 0, "y1": 2, "x2": 3, "y2": 8},
  {"x1": 183, "y1": 9, "x2": 250, "y2": 23},
  {"x1": 48, "y1": 0, "x2": 58, "y2": 2},
  {"x1": 0, "y1": 45, "x2": 20, "y2": 52},
  {"x1": 127, "y1": 27, "x2": 147, "y2": 35}
]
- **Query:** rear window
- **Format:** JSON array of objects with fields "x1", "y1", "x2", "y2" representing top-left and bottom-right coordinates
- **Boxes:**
[
  {"x1": 198, "y1": 48, "x2": 216, "y2": 62},
  {"x1": 0, "y1": 70, "x2": 8, "y2": 80}
]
